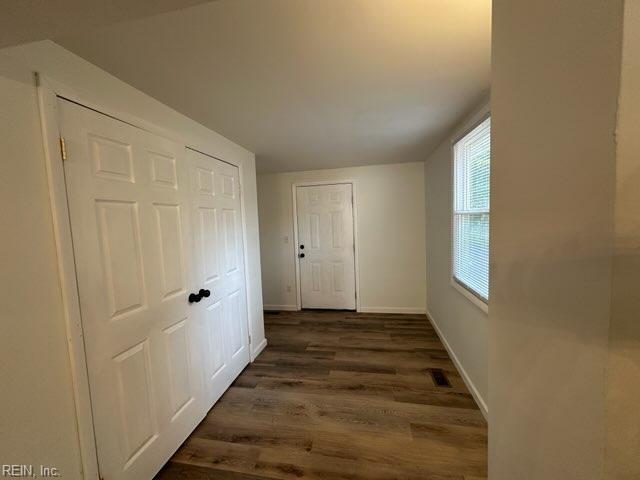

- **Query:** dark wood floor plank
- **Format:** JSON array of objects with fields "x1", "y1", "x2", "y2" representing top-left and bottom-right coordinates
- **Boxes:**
[
  {"x1": 156, "y1": 310, "x2": 487, "y2": 479},
  {"x1": 157, "y1": 462, "x2": 275, "y2": 480}
]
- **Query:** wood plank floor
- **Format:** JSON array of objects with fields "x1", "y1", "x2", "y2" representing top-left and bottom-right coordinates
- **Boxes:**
[{"x1": 156, "y1": 310, "x2": 487, "y2": 480}]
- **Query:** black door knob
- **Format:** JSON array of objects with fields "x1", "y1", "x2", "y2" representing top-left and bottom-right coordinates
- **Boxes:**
[
  {"x1": 299, "y1": 253, "x2": 305, "y2": 258},
  {"x1": 199, "y1": 289, "x2": 211, "y2": 298},
  {"x1": 188, "y1": 292, "x2": 201, "y2": 303},
  {"x1": 299, "y1": 244, "x2": 305, "y2": 249}
]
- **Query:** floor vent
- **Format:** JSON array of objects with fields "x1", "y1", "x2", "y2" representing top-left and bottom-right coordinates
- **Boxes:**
[{"x1": 428, "y1": 368, "x2": 451, "y2": 387}]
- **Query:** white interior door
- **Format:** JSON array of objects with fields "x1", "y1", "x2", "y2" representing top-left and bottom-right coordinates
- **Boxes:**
[
  {"x1": 60, "y1": 99, "x2": 249, "y2": 480},
  {"x1": 188, "y1": 149, "x2": 250, "y2": 405},
  {"x1": 296, "y1": 184, "x2": 356, "y2": 309}
]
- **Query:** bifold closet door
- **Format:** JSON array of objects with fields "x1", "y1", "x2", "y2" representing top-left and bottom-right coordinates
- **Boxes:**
[
  {"x1": 188, "y1": 149, "x2": 250, "y2": 407},
  {"x1": 59, "y1": 99, "x2": 248, "y2": 480}
]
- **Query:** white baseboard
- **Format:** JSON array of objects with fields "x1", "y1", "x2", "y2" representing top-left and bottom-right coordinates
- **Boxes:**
[
  {"x1": 426, "y1": 308, "x2": 488, "y2": 420},
  {"x1": 264, "y1": 305, "x2": 426, "y2": 315},
  {"x1": 251, "y1": 338, "x2": 267, "y2": 361},
  {"x1": 358, "y1": 306, "x2": 426, "y2": 314},
  {"x1": 263, "y1": 304, "x2": 298, "y2": 311}
]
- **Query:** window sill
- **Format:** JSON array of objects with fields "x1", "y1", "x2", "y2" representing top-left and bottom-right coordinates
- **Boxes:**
[{"x1": 450, "y1": 279, "x2": 489, "y2": 314}]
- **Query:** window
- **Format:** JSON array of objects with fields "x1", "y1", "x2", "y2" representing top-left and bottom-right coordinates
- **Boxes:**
[{"x1": 452, "y1": 116, "x2": 490, "y2": 302}]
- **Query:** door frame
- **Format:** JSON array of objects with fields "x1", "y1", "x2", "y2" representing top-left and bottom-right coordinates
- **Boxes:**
[
  {"x1": 291, "y1": 181, "x2": 360, "y2": 311},
  {"x1": 36, "y1": 73, "x2": 256, "y2": 479}
]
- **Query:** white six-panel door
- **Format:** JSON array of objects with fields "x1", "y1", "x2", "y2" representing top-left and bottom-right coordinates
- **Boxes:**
[
  {"x1": 296, "y1": 184, "x2": 356, "y2": 309},
  {"x1": 60, "y1": 99, "x2": 249, "y2": 480},
  {"x1": 188, "y1": 148, "x2": 250, "y2": 406}
]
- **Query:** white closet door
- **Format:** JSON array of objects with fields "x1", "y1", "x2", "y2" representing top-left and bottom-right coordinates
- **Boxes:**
[
  {"x1": 60, "y1": 100, "x2": 204, "y2": 480},
  {"x1": 296, "y1": 184, "x2": 356, "y2": 309},
  {"x1": 188, "y1": 149, "x2": 250, "y2": 405}
]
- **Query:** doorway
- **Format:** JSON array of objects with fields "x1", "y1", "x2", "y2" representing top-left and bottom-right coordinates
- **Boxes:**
[{"x1": 294, "y1": 183, "x2": 357, "y2": 310}]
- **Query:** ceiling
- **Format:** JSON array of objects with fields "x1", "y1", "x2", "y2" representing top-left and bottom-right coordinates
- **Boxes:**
[
  {"x1": 0, "y1": 0, "x2": 214, "y2": 48},
  {"x1": 56, "y1": 0, "x2": 491, "y2": 173}
]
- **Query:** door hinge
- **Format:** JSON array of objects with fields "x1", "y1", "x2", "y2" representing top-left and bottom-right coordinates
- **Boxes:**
[
  {"x1": 59, "y1": 136, "x2": 67, "y2": 161},
  {"x1": 248, "y1": 333, "x2": 252, "y2": 344}
]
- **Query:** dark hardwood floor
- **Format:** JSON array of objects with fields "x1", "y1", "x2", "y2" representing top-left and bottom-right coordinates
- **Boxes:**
[{"x1": 156, "y1": 310, "x2": 487, "y2": 480}]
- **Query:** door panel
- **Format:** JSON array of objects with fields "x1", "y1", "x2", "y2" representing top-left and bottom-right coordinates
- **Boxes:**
[
  {"x1": 188, "y1": 149, "x2": 250, "y2": 405},
  {"x1": 61, "y1": 99, "x2": 250, "y2": 480},
  {"x1": 95, "y1": 200, "x2": 146, "y2": 318},
  {"x1": 163, "y1": 318, "x2": 194, "y2": 420},
  {"x1": 154, "y1": 204, "x2": 187, "y2": 299},
  {"x1": 227, "y1": 288, "x2": 243, "y2": 358},
  {"x1": 223, "y1": 208, "x2": 239, "y2": 273},
  {"x1": 296, "y1": 184, "x2": 356, "y2": 309},
  {"x1": 113, "y1": 339, "x2": 158, "y2": 466},
  {"x1": 205, "y1": 299, "x2": 226, "y2": 380},
  {"x1": 199, "y1": 207, "x2": 220, "y2": 283}
]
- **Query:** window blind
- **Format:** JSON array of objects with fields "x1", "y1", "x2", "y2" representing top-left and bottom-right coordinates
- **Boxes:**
[{"x1": 453, "y1": 116, "x2": 490, "y2": 301}]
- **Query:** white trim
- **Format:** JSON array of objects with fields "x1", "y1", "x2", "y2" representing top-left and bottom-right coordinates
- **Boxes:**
[
  {"x1": 263, "y1": 304, "x2": 299, "y2": 311},
  {"x1": 36, "y1": 73, "x2": 257, "y2": 479},
  {"x1": 36, "y1": 74, "x2": 100, "y2": 480},
  {"x1": 450, "y1": 278, "x2": 489, "y2": 314},
  {"x1": 351, "y1": 182, "x2": 361, "y2": 312},
  {"x1": 426, "y1": 308, "x2": 488, "y2": 420},
  {"x1": 251, "y1": 338, "x2": 268, "y2": 360},
  {"x1": 291, "y1": 180, "x2": 360, "y2": 311},
  {"x1": 450, "y1": 112, "x2": 491, "y2": 312},
  {"x1": 231, "y1": 158, "x2": 255, "y2": 365},
  {"x1": 292, "y1": 187, "x2": 302, "y2": 310},
  {"x1": 358, "y1": 306, "x2": 426, "y2": 315},
  {"x1": 42, "y1": 76, "x2": 189, "y2": 148}
]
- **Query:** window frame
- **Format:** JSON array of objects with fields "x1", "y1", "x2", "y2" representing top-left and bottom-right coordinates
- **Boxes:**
[{"x1": 450, "y1": 113, "x2": 491, "y2": 313}]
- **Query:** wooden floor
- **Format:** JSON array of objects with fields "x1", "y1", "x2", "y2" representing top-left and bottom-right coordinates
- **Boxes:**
[{"x1": 156, "y1": 310, "x2": 487, "y2": 480}]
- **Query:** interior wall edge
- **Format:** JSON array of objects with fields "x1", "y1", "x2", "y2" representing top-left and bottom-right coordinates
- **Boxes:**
[{"x1": 490, "y1": 0, "x2": 623, "y2": 476}]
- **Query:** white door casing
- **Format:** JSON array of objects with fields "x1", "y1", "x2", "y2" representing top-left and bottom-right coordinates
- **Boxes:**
[
  {"x1": 296, "y1": 184, "x2": 356, "y2": 310},
  {"x1": 60, "y1": 99, "x2": 250, "y2": 480}
]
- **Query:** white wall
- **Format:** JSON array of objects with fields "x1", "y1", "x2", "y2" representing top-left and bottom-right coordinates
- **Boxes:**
[
  {"x1": 490, "y1": 1, "x2": 623, "y2": 478},
  {"x1": 423, "y1": 99, "x2": 489, "y2": 416},
  {"x1": 258, "y1": 162, "x2": 426, "y2": 313},
  {"x1": 0, "y1": 41, "x2": 264, "y2": 478},
  {"x1": 604, "y1": 1, "x2": 640, "y2": 476},
  {"x1": 0, "y1": 46, "x2": 82, "y2": 480}
]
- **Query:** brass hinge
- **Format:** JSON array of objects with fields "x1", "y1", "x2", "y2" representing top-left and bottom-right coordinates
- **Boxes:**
[{"x1": 59, "y1": 136, "x2": 67, "y2": 161}]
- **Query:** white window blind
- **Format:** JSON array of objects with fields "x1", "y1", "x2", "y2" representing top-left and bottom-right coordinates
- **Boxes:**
[{"x1": 453, "y1": 116, "x2": 490, "y2": 301}]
